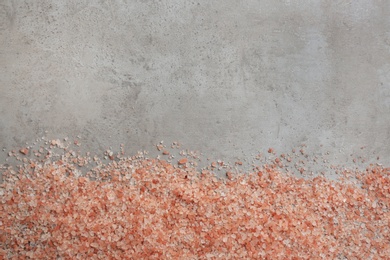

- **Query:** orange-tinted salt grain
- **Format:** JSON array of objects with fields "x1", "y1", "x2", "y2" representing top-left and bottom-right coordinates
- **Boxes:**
[
  {"x1": 19, "y1": 148, "x2": 29, "y2": 155},
  {"x1": 178, "y1": 158, "x2": 188, "y2": 165}
]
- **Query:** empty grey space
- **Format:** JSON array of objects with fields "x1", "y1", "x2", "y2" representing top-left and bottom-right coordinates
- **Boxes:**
[{"x1": 1, "y1": 0, "x2": 390, "y2": 173}]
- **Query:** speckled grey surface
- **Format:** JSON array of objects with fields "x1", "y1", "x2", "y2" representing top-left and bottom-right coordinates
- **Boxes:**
[{"x1": 1, "y1": 1, "x2": 390, "y2": 172}]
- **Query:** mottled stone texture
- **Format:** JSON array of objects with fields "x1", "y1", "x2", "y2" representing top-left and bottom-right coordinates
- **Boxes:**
[{"x1": 1, "y1": 0, "x2": 390, "y2": 167}]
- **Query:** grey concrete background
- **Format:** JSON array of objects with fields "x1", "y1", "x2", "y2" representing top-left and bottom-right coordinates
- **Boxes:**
[{"x1": 1, "y1": 0, "x2": 390, "y2": 171}]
